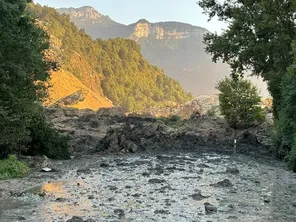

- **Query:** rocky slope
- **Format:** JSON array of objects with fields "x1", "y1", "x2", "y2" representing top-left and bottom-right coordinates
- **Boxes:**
[
  {"x1": 45, "y1": 70, "x2": 112, "y2": 110},
  {"x1": 45, "y1": 107, "x2": 271, "y2": 155},
  {"x1": 56, "y1": 6, "x2": 268, "y2": 96}
]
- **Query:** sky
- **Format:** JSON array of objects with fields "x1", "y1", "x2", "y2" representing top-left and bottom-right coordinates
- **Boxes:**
[{"x1": 34, "y1": 0, "x2": 227, "y2": 34}]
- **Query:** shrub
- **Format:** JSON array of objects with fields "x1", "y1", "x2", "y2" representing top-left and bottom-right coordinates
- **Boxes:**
[
  {"x1": 0, "y1": 155, "x2": 29, "y2": 180},
  {"x1": 26, "y1": 112, "x2": 70, "y2": 160},
  {"x1": 216, "y1": 77, "x2": 265, "y2": 129},
  {"x1": 157, "y1": 114, "x2": 183, "y2": 127},
  {"x1": 286, "y1": 134, "x2": 296, "y2": 172},
  {"x1": 276, "y1": 57, "x2": 296, "y2": 157}
]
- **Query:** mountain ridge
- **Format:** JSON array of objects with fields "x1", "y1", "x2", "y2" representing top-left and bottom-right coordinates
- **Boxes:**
[
  {"x1": 56, "y1": 6, "x2": 234, "y2": 96},
  {"x1": 30, "y1": 4, "x2": 193, "y2": 111}
]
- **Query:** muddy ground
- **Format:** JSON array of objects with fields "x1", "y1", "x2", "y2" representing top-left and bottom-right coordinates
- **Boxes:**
[{"x1": 1, "y1": 151, "x2": 296, "y2": 222}]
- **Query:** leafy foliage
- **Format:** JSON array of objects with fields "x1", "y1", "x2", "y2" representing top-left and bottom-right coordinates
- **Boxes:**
[
  {"x1": 217, "y1": 77, "x2": 264, "y2": 129},
  {"x1": 0, "y1": 155, "x2": 29, "y2": 180},
  {"x1": 0, "y1": 0, "x2": 69, "y2": 159},
  {"x1": 287, "y1": 140, "x2": 296, "y2": 172},
  {"x1": 198, "y1": 0, "x2": 296, "y2": 118},
  {"x1": 25, "y1": 108, "x2": 70, "y2": 159},
  {"x1": 276, "y1": 45, "x2": 296, "y2": 157},
  {"x1": 28, "y1": 4, "x2": 193, "y2": 112}
]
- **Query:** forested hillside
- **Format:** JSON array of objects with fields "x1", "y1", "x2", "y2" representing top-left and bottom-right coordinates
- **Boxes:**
[{"x1": 29, "y1": 4, "x2": 193, "y2": 112}]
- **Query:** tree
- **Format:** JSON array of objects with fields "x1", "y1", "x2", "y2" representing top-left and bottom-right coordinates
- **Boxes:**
[
  {"x1": 0, "y1": 0, "x2": 69, "y2": 159},
  {"x1": 275, "y1": 43, "x2": 296, "y2": 158},
  {"x1": 217, "y1": 77, "x2": 264, "y2": 129},
  {"x1": 198, "y1": 0, "x2": 296, "y2": 118}
]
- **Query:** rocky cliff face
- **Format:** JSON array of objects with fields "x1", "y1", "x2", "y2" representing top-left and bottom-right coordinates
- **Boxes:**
[{"x1": 129, "y1": 20, "x2": 207, "y2": 41}]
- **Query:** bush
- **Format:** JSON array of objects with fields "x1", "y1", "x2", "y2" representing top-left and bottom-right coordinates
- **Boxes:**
[
  {"x1": 216, "y1": 77, "x2": 265, "y2": 129},
  {"x1": 157, "y1": 114, "x2": 183, "y2": 127},
  {"x1": 276, "y1": 57, "x2": 296, "y2": 157},
  {"x1": 286, "y1": 134, "x2": 296, "y2": 172},
  {"x1": 0, "y1": 155, "x2": 29, "y2": 180},
  {"x1": 26, "y1": 112, "x2": 70, "y2": 160}
]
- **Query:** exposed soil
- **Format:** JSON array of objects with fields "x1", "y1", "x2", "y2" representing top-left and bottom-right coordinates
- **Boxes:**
[{"x1": 1, "y1": 152, "x2": 296, "y2": 222}]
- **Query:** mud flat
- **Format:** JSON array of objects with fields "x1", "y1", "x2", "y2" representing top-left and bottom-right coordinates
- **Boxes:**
[{"x1": 1, "y1": 152, "x2": 296, "y2": 222}]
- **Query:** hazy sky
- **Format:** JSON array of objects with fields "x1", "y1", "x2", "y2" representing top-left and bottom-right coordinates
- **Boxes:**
[{"x1": 34, "y1": 0, "x2": 227, "y2": 33}]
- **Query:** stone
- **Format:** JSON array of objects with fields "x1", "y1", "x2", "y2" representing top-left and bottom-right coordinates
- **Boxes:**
[
  {"x1": 190, "y1": 192, "x2": 208, "y2": 201},
  {"x1": 292, "y1": 202, "x2": 296, "y2": 207},
  {"x1": 204, "y1": 202, "x2": 217, "y2": 214},
  {"x1": 108, "y1": 185, "x2": 118, "y2": 191},
  {"x1": 77, "y1": 168, "x2": 92, "y2": 174},
  {"x1": 66, "y1": 216, "x2": 84, "y2": 222},
  {"x1": 226, "y1": 167, "x2": 239, "y2": 174},
  {"x1": 126, "y1": 141, "x2": 138, "y2": 153},
  {"x1": 55, "y1": 197, "x2": 67, "y2": 202},
  {"x1": 148, "y1": 178, "x2": 166, "y2": 184},
  {"x1": 211, "y1": 179, "x2": 233, "y2": 187},
  {"x1": 154, "y1": 209, "x2": 170, "y2": 214},
  {"x1": 85, "y1": 219, "x2": 96, "y2": 222},
  {"x1": 114, "y1": 209, "x2": 125, "y2": 218},
  {"x1": 99, "y1": 162, "x2": 110, "y2": 168}
]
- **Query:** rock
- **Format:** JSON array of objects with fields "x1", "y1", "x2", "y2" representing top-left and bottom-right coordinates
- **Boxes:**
[
  {"x1": 204, "y1": 202, "x2": 217, "y2": 214},
  {"x1": 17, "y1": 216, "x2": 26, "y2": 220},
  {"x1": 55, "y1": 197, "x2": 67, "y2": 202},
  {"x1": 97, "y1": 107, "x2": 125, "y2": 117},
  {"x1": 292, "y1": 202, "x2": 296, "y2": 207},
  {"x1": 51, "y1": 90, "x2": 86, "y2": 108},
  {"x1": 132, "y1": 193, "x2": 141, "y2": 198},
  {"x1": 107, "y1": 197, "x2": 116, "y2": 202},
  {"x1": 99, "y1": 162, "x2": 110, "y2": 168},
  {"x1": 126, "y1": 141, "x2": 138, "y2": 153},
  {"x1": 114, "y1": 209, "x2": 125, "y2": 218},
  {"x1": 85, "y1": 219, "x2": 96, "y2": 222},
  {"x1": 237, "y1": 131, "x2": 260, "y2": 146},
  {"x1": 77, "y1": 168, "x2": 92, "y2": 174},
  {"x1": 41, "y1": 167, "x2": 52, "y2": 172},
  {"x1": 190, "y1": 192, "x2": 208, "y2": 201},
  {"x1": 142, "y1": 172, "x2": 151, "y2": 177},
  {"x1": 154, "y1": 209, "x2": 170, "y2": 214},
  {"x1": 66, "y1": 216, "x2": 84, "y2": 222},
  {"x1": 211, "y1": 179, "x2": 233, "y2": 187},
  {"x1": 88, "y1": 195, "x2": 95, "y2": 200},
  {"x1": 108, "y1": 185, "x2": 118, "y2": 191},
  {"x1": 226, "y1": 167, "x2": 239, "y2": 174},
  {"x1": 148, "y1": 178, "x2": 166, "y2": 184}
]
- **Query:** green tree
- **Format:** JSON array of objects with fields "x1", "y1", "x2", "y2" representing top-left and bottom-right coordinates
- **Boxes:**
[
  {"x1": 275, "y1": 43, "x2": 296, "y2": 159},
  {"x1": 217, "y1": 77, "x2": 264, "y2": 129},
  {"x1": 198, "y1": 0, "x2": 296, "y2": 118},
  {"x1": 0, "y1": 0, "x2": 69, "y2": 159},
  {"x1": 0, "y1": 0, "x2": 49, "y2": 156}
]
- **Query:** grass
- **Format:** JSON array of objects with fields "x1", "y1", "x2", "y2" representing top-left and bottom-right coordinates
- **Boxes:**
[{"x1": 0, "y1": 155, "x2": 30, "y2": 180}]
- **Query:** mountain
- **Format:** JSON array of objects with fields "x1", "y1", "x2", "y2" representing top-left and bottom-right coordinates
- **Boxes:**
[
  {"x1": 29, "y1": 4, "x2": 193, "y2": 111},
  {"x1": 57, "y1": 6, "x2": 268, "y2": 97},
  {"x1": 56, "y1": 7, "x2": 230, "y2": 96}
]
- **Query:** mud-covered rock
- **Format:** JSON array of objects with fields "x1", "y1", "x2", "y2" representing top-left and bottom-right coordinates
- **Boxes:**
[
  {"x1": 204, "y1": 202, "x2": 217, "y2": 214},
  {"x1": 66, "y1": 216, "x2": 84, "y2": 222},
  {"x1": 45, "y1": 107, "x2": 270, "y2": 155}
]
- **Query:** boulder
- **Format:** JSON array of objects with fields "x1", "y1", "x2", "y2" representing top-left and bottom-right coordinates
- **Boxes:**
[{"x1": 97, "y1": 107, "x2": 125, "y2": 117}]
